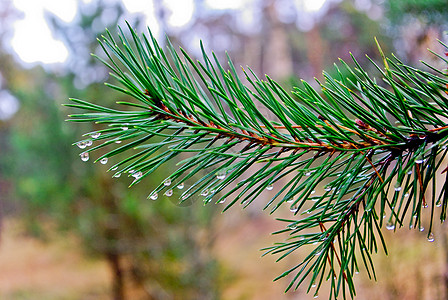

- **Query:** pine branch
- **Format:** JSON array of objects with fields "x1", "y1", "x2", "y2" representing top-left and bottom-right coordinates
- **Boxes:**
[{"x1": 66, "y1": 23, "x2": 448, "y2": 299}]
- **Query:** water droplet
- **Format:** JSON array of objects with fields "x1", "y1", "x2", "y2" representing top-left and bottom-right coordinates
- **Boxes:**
[
  {"x1": 266, "y1": 184, "x2": 273, "y2": 190},
  {"x1": 128, "y1": 170, "x2": 135, "y2": 174},
  {"x1": 165, "y1": 189, "x2": 173, "y2": 197},
  {"x1": 113, "y1": 173, "x2": 121, "y2": 178},
  {"x1": 132, "y1": 171, "x2": 142, "y2": 179},
  {"x1": 150, "y1": 193, "x2": 158, "y2": 200},
  {"x1": 311, "y1": 284, "x2": 317, "y2": 288},
  {"x1": 219, "y1": 198, "x2": 226, "y2": 204},
  {"x1": 216, "y1": 172, "x2": 226, "y2": 180},
  {"x1": 100, "y1": 157, "x2": 108, "y2": 165},
  {"x1": 77, "y1": 141, "x2": 87, "y2": 149},
  {"x1": 177, "y1": 183, "x2": 184, "y2": 189},
  {"x1": 310, "y1": 190, "x2": 316, "y2": 194},
  {"x1": 419, "y1": 226, "x2": 425, "y2": 232},
  {"x1": 355, "y1": 271, "x2": 359, "y2": 275},
  {"x1": 407, "y1": 170, "x2": 412, "y2": 175},
  {"x1": 386, "y1": 222, "x2": 395, "y2": 230},
  {"x1": 80, "y1": 152, "x2": 89, "y2": 162},
  {"x1": 423, "y1": 203, "x2": 428, "y2": 208},
  {"x1": 115, "y1": 140, "x2": 122, "y2": 144},
  {"x1": 314, "y1": 294, "x2": 318, "y2": 299},
  {"x1": 427, "y1": 233, "x2": 435, "y2": 242},
  {"x1": 394, "y1": 185, "x2": 401, "y2": 192},
  {"x1": 305, "y1": 172, "x2": 311, "y2": 176},
  {"x1": 405, "y1": 193, "x2": 409, "y2": 197},
  {"x1": 164, "y1": 178, "x2": 171, "y2": 186},
  {"x1": 201, "y1": 189, "x2": 209, "y2": 196},
  {"x1": 325, "y1": 186, "x2": 331, "y2": 192},
  {"x1": 121, "y1": 124, "x2": 129, "y2": 130},
  {"x1": 286, "y1": 198, "x2": 294, "y2": 203},
  {"x1": 85, "y1": 140, "x2": 93, "y2": 147},
  {"x1": 290, "y1": 207, "x2": 298, "y2": 213},
  {"x1": 111, "y1": 166, "x2": 118, "y2": 171},
  {"x1": 91, "y1": 132, "x2": 101, "y2": 139},
  {"x1": 289, "y1": 224, "x2": 297, "y2": 229},
  {"x1": 436, "y1": 202, "x2": 442, "y2": 207},
  {"x1": 415, "y1": 157, "x2": 425, "y2": 164},
  {"x1": 409, "y1": 224, "x2": 413, "y2": 229}
]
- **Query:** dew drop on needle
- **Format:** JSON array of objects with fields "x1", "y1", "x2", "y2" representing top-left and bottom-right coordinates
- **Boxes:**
[
  {"x1": 91, "y1": 132, "x2": 101, "y2": 139},
  {"x1": 386, "y1": 222, "x2": 395, "y2": 230},
  {"x1": 77, "y1": 141, "x2": 87, "y2": 149},
  {"x1": 132, "y1": 171, "x2": 142, "y2": 179},
  {"x1": 216, "y1": 172, "x2": 226, "y2": 180},
  {"x1": 80, "y1": 152, "x2": 89, "y2": 162}
]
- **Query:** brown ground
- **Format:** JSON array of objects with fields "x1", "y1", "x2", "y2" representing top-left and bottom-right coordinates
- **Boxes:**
[
  {"x1": 0, "y1": 219, "x2": 110, "y2": 299},
  {"x1": 1, "y1": 213, "x2": 448, "y2": 300}
]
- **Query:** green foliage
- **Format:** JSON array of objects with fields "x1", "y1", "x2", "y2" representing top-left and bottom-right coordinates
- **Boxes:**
[
  {"x1": 67, "y1": 23, "x2": 448, "y2": 299},
  {"x1": 386, "y1": 0, "x2": 448, "y2": 23}
]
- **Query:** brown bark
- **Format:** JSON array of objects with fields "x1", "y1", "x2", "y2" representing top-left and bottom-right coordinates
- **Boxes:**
[{"x1": 106, "y1": 251, "x2": 125, "y2": 300}]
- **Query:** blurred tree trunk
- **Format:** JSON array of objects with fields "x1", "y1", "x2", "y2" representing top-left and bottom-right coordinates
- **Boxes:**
[
  {"x1": 106, "y1": 251, "x2": 125, "y2": 300},
  {"x1": 260, "y1": 0, "x2": 293, "y2": 80},
  {"x1": 305, "y1": 24, "x2": 325, "y2": 81},
  {"x1": 100, "y1": 176, "x2": 125, "y2": 300}
]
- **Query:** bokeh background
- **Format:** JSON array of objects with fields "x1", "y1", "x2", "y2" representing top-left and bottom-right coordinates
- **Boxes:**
[{"x1": 1, "y1": 0, "x2": 448, "y2": 299}]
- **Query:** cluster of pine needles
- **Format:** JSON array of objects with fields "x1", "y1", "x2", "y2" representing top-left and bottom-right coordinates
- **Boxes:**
[{"x1": 66, "y1": 23, "x2": 448, "y2": 299}]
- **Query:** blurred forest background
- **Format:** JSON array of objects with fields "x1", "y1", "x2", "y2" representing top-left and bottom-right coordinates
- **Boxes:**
[{"x1": 1, "y1": 0, "x2": 448, "y2": 299}]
